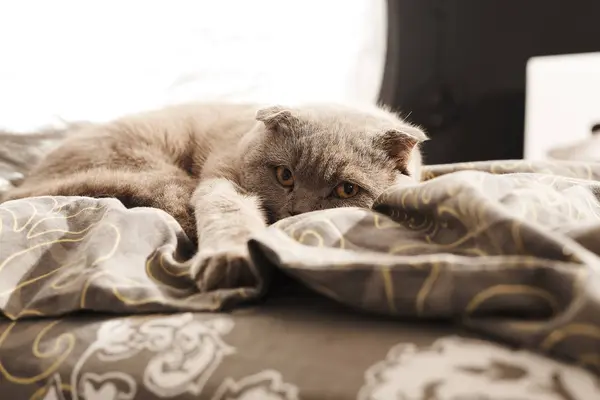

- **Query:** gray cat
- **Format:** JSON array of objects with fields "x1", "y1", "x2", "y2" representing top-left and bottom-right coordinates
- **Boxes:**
[{"x1": 3, "y1": 102, "x2": 427, "y2": 290}]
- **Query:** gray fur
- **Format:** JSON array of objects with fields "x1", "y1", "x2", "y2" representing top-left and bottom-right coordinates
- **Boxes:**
[{"x1": 3, "y1": 102, "x2": 427, "y2": 290}]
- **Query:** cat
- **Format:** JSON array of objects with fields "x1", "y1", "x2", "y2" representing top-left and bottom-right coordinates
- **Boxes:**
[{"x1": 2, "y1": 102, "x2": 427, "y2": 290}]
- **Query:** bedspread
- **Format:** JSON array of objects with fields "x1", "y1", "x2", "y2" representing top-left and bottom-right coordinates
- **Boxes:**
[{"x1": 1, "y1": 158, "x2": 600, "y2": 398}]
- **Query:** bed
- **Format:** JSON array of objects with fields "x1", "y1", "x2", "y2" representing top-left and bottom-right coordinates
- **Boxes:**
[
  {"x1": 2, "y1": 2, "x2": 600, "y2": 397},
  {"x1": 1, "y1": 131, "x2": 599, "y2": 400}
]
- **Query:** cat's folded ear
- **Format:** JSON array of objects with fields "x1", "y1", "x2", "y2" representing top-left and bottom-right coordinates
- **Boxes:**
[
  {"x1": 374, "y1": 125, "x2": 428, "y2": 169},
  {"x1": 255, "y1": 106, "x2": 297, "y2": 133}
]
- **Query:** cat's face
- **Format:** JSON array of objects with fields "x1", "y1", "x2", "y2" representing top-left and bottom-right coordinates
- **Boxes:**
[{"x1": 239, "y1": 104, "x2": 427, "y2": 223}]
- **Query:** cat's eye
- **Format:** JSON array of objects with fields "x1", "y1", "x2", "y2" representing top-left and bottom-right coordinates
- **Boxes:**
[
  {"x1": 334, "y1": 182, "x2": 360, "y2": 199},
  {"x1": 275, "y1": 166, "x2": 295, "y2": 187}
]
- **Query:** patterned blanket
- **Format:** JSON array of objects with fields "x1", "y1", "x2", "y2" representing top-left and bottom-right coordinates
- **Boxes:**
[{"x1": 1, "y1": 158, "x2": 600, "y2": 398}]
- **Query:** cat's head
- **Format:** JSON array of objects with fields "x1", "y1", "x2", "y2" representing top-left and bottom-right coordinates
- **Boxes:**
[{"x1": 239, "y1": 103, "x2": 427, "y2": 223}]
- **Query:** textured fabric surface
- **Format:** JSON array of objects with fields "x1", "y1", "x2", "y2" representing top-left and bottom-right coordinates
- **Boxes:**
[
  {"x1": 255, "y1": 160, "x2": 600, "y2": 376},
  {"x1": 2, "y1": 158, "x2": 600, "y2": 398},
  {"x1": 1, "y1": 301, "x2": 597, "y2": 400}
]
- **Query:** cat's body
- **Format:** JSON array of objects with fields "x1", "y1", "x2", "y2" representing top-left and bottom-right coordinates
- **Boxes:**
[{"x1": 3, "y1": 102, "x2": 426, "y2": 290}]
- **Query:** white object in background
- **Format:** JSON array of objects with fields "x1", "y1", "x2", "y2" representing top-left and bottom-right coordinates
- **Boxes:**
[
  {"x1": 0, "y1": 0, "x2": 387, "y2": 132},
  {"x1": 524, "y1": 52, "x2": 600, "y2": 160}
]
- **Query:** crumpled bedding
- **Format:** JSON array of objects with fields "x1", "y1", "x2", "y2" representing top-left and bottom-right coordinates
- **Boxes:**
[
  {"x1": 0, "y1": 129, "x2": 67, "y2": 192},
  {"x1": 1, "y1": 131, "x2": 600, "y2": 377}
]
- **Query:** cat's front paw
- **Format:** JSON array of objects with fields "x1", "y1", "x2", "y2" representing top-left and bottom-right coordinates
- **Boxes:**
[{"x1": 194, "y1": 245, "x2": 258, "y2": 292}]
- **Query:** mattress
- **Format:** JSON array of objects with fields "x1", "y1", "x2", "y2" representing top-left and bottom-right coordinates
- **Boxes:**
[{"x1": 0, "y1": 132, "x2": 599, "y2": 399}]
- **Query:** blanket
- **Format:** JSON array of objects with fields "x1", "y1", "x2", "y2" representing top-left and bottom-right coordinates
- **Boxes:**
[{"x1": 1, "y1": 158, "x2": 600, "y2": 377}]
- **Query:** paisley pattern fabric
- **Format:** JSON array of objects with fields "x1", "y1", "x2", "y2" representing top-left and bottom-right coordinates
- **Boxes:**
[
  {"x1": 3, "y1": 310, "x2": 597, "y2": 400},
  {"x1": 257, "y1": 160, "x2": 600, "y2": 376},
  {"x1": 1, "y1": 159, "x2": 600, "y2": 398}
]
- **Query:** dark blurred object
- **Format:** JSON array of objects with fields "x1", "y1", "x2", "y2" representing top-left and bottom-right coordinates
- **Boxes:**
[{"x1": 379, "y1": 0, "x2": 600, "y2": 164}]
